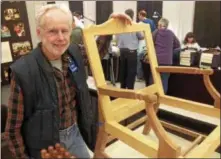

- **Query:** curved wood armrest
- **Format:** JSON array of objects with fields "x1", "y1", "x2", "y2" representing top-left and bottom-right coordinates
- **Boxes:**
[
  {"x1": 98, "y1": 85, "x2": 157, "y2": 103},
  {"x1": 203, "y1": 75, "x2": 220, "y2": 109},
  {"x1": 157, "y1": 66, "x2": 220, "y2": 108},
  {"x1": 157, "y1": 66, "x2": 214, "y2": 75}
]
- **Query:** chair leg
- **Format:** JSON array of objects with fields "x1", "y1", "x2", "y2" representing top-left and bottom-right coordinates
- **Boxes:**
[
  {"x1": 94, "y1": 101, "x2": 111, "y2": 158},
  {"x1": 93, "y1": 126, "x2": 110, "y2": 158},
  {"x1": 143, "y1": 102, "x2": 160, "y2": 135}
]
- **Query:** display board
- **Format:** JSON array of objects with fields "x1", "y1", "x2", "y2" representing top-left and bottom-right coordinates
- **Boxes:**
[
  {"x1": 137, "y1": 1, "x2": 162, "y2": 25},
  {"x1": 69, "y1": 1, "x2": 83, "y2": 15},
  {"x1": 96, "y1": 1, "x2": 113, "y2": 25},
  {"x1": 193, "y1": 1, "x2": 220, "y2": 47},
  {"x1": 1, "y1": 1, "x2": 33, "y2": 85}
]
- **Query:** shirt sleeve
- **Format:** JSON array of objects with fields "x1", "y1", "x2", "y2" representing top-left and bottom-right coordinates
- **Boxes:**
[
  {"x1": 151, "y1": 21, "x2": 156, "y2": 32},
  {"x1": 181, "y1": 43, "x2": 187, "y2": 49},
  {"x1": 195, "y1": 42, "x2": 201, "y2": 51},
  {"x1": 136, "y1": 31, "x2": 144, "y2": 40},
  {"x1": 115, "y1": 34, "x2": 123, "y2": 48},
  {"x1": 4, "y1": 74, "x2": 29, "y2": 159},
  {"x1": 173, "y1": 33, "x2": 181, "y2": 49}
]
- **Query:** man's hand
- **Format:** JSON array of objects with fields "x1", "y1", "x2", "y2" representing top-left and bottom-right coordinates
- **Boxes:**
[{"x1": 109, "y1": 13, "x2": 132, "y2": 25}]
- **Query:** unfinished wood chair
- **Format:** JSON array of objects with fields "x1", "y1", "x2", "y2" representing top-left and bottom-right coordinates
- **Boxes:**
[{"x1": 82, "y1": 18, "x2": 220, "y2": 158}]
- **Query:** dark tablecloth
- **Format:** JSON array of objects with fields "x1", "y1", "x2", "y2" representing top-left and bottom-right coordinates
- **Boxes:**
[{"x1": 167, "y1": 69, "x2": 221, "y2": 105}]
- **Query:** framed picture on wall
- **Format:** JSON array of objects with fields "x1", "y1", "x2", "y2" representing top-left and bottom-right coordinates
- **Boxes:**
[
  {"x1": 1, "y1": 1, "x2": 33, "y2": 85},
  {"x1": 4, "y1": 8, "x2": 20, "y2": 21},
  {"x1": 1, "y1": 24, "x2": 11, "y2": 38},
  {"x1": 13, "y1": 22, "x2": 25, "y2": 37},
  {"x1": 3, "y1": 67, "x2": 10, "y2": 82},
  {"x1": 12, "y1": 41, "x2": 32, "y2": 59},
  {"x1": 1, "y1": 62, "x2": 11, "y2": 84}
]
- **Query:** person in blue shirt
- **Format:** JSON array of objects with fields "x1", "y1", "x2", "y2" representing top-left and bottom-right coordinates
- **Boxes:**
[
  {"x1": 136, "y1": 10, "x2": 156, "y2": 81},
  {"x1": 116, "y1": 9, "x2": 144, "y2": 89},
  {"x1": 138, "y1": 10, "x2": 156, "y2": 32}
]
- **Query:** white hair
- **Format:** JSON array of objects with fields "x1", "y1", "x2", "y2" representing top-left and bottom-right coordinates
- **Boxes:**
[
  {"x1": 35, "y1": 4, "x2": 73, "y2": 28},
  {"x1": 158, "y1": 18, "x2": 169, "y2": 28}
]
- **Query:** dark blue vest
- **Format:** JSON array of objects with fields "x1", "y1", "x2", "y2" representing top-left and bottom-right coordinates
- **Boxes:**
[{"x1": 10, "y1": 44, "x2": 97, "y2": 159}]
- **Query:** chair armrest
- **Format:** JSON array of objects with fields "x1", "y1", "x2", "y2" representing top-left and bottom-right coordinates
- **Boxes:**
[
  {"x1": 156, "y1": 66, "x2": 220, "y2": 109},
  {"x1": 98, "y1": 85, "x2": 157, "y2": 103},
  {"x1": 156, "y1": 66, "x2": 213, "y2": 75},
  {"x1": 203, "y1": 75, "x2": 220, "y2": 109}
]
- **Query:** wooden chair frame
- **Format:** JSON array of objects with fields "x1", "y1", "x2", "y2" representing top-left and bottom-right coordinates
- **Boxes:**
[{"x1": 83, "y1": 19, "x2": 220, "y2": 158}]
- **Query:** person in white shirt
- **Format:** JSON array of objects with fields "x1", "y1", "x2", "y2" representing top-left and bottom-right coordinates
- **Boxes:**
[
  {"x1": 73, "y1": 16, "x2": 84, "y2": 29},
  {"x1": 73, "y1": 11, "x2": 84, "y2": 28},
  {"x1": 182, "y1": 32, "x2": 200, "y2": 51}
]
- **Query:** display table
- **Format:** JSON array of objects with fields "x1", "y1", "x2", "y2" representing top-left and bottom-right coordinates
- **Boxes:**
[{"x1": 167, "y1": 69, "x2": 221, "y2": 105}]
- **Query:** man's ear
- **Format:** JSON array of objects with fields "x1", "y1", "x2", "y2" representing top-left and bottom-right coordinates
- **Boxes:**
[
  {"x1": 36, "y1": 27, "x2": 42, "y2": 40},
  {"x1": 36, "y1": 27, "x2": 41, "y2": 36}
]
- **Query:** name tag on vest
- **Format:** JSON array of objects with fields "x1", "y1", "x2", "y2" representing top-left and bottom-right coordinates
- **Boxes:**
[{"x1": 68, "y1": 57, "x2": 78, "y2": 72}]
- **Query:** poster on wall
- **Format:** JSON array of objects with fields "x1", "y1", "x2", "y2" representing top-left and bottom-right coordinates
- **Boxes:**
[
  {"x1": 1, "y1": 62, "x2": 11, "y2": 84},
  {"x1": 1, "y1": 41, "x2": 13, "y2": 63},
  {"x1": 1, "y1": 1, "x2": 33, "y2": 85},
  {"x1": 12, "y1": 41, "x2": 32, "y2": 58},
  {"x1": 4, "y1": 8, "x2": 20, "y2": 21},
  {"x1": 2, "y1": 66, "x2": 10, "y2": 82},
  {"x1": 1, "y1": 25, "x2": 11, "y2": 38},
  {"x1": 13, "y1": 22, "x2": 25, "y2": 37}
]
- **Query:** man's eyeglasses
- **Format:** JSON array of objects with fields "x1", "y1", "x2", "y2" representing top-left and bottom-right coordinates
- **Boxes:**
[{"x1": 41, "y1": 27, "x2": 71, "y2": 37}]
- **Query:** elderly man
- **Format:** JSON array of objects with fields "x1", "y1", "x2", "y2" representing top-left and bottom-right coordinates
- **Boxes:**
[{"x1": 5, "y1": 4, "x2": 131, "y2": 159}]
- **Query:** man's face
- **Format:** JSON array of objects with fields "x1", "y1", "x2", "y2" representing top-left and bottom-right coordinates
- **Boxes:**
[
  {"x1": 138, "y1": 14, "x2": 143, "y2": 21},
  {"x1": 37, "y1": 9, "x2": 72, "y2": 60}
]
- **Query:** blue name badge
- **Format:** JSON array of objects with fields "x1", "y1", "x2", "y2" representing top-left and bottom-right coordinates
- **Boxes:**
[{"x1": 68, "y1": 57, "x2": 78, "y2": 72}]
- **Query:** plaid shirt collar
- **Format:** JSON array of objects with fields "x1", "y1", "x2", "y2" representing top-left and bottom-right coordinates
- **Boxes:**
[{"x1": 61, "y1": 53, "x2": 70, "y2": 76}]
